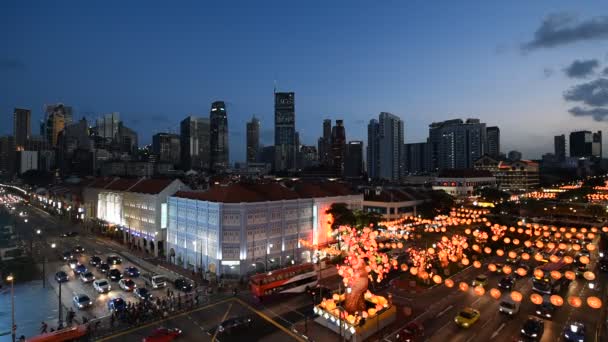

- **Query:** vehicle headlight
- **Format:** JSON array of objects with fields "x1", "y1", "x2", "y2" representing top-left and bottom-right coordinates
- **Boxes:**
[
  {"x1": 462, "y1": 323, "x2": 469, "y2": 327},
  {"x1": 78, "y1": 304, "x2": 83, "y2": 308},
  {"x1": 521, "y1": 329, "x2": 525, "y2": 333},
  {"x1": 531, "y1": 333, "x2": 537, "y2": 337},
  {"x1": 89, "y1": 301, "x2": 92, "y2": 305}
]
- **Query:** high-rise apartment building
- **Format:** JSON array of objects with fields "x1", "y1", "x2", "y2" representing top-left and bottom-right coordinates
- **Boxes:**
[
  {"x1": 152, "y1": 133, "x2": 181, "y2": 165},
  {"x1": 45, "y1": 103, "x2": 73, "y2": 126},
  {"x1": 367, "y1": 113, "x2": 404, "y2": 181},
  {"x1": 428, "y1": 118, "x2": 487, "y2": 171},
  {"x1": 246, "y1": 116, "x2": 260, "y2": 163},
  {"x1": 13, "y1": 108, "x2": 31, "y2": 150},
  {"x1": 569, "y1": 130, "x2": 602, "y2": 159},
  {"x1": 45, "y1": 109, "x2": 66, "y2": 147},
  {"x1": 274, "y1": 92, "x2": 296, "y2": 171},
  {"x1": 554, "y1": 134, "x2": 566, "y2": 161},
  {"x1": 331, "y1": 120, "x2": 346, "y2": 174},
  {"x1": 318, "y1": 119, "x2": 332, "y2": 166},
  {"x1": 209, "y1": 101, "x2": 229, "y2": 170},
  {"x1": 0, "y1": 136, "x2": 16, "y2": 175},
  {"x1": 180, "y1": 116, "x2": 210, "y2": 171},
  {"x1": 486, "y1": 126, "x2": 500, "y2": 159},
  {"x1": 344, "y1": 141, "x2": 364, "y2": 178},
  {"x1": 403, "y1": 142, "x2": 429, "y2": 174}
]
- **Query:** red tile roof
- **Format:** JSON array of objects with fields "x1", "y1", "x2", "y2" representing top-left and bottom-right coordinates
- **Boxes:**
[
  {"x1": 174, "y1": 181, "x2": 357, "y2": 203},
  {"x1": 105, "y1": 178, "x2": 140, "y2": 191},
  {"x1": 87, "y1": 177, "x2": 117, "y2": 189},
  {"x1": 437, "y1": 169, "x2": 494, "y2": 178},
  {"x1": 129, "y1": 178, "x2": 176, "y2": 194}
]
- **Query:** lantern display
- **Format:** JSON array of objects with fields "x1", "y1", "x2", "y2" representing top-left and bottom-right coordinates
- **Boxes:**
[
  {"x1": 550, "y1": 295, "x2": 564, "y2": 307},
  {"x1": 587, "y1": 296, "x2": 602, "y2": 309},
  {"x1": 530, "y1": 293, "x2": 543, "y2": 305},
  {"x1": 510, "y1": 291, "x2": 523, "y2": 302},
  {"x1": 490, "y1": 288, "x2": 501, "y2": 299},
  {"x1": 568, "y1": 296, "x2": 582, "y2": 308}
]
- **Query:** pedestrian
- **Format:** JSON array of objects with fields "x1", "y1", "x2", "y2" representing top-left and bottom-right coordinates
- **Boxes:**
[{"x1": 40, "y1": 321, "x2": 48, "y2": 334}]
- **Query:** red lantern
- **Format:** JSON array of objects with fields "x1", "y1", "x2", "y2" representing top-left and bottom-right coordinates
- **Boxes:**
[
  {"x1": 587, "y1": 296, "x2": 602, "y2": 309},
  {"x1": 530, "y1": 293, "x2": 543, "y2": 305},
  {"x1": 568, "y1": 296, "x2": 582, "y2": 308}
]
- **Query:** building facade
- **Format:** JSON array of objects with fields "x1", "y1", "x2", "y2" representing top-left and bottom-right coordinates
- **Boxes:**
[
  {"x1": 344, "y1": 141, "x2": 364, "y2": 178},
  {"x1": 432, "y1": 169, "x2": 496, "y2": 198},
  {"x1": 210, "y1": 101, "x2": 229, "y2": 171},
  {"x1": 362, "y1": 187, "x2": 430, "y2": 220},
  {"x1": 246, "y1": 116, "x2": 260, "y2": 163},
  {"x1": 367, "y1": 119, "x2": 380, "y2": 179},
  {"x1": 403, "y1": 142, "x2": 429, "y2": 175},
  {"x1": 486, "y1": 126, "x2": 500, "y2": 159},
  {"x1": 570, "y1": 131, "x2": 602, "y2": 159},
  {"x1": 554, "y1": 134, "x2": 566, "y2": 162},
  {"x1": 152, "y1": 133, "x2": 181, "y2": 166},
  {"x1": 429, "y1": 119, "x2": 487, "y2": 171},
  {"x1": 13, "y1": 108, "x2": 31, "y2": 151},
  {"x1": 166, "y1": 182, "x2": 363, "y2": 277},
  {"x1": 331, "y1": 120, "x2": 346, "y2": 174},
  {"x1": 180, "y1": 116, "x2": 210, "y2": 171},
  {"x1": 274, "y1": 92, "x2": 296, "y2": 171}
]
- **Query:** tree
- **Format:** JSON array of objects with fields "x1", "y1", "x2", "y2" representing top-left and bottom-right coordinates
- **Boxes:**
[
  {"x1": 475, "y1": 187, "x2": 510, "y2": 202},
  {"x1": 417, "y1": 190, "x2": 455, "y2": 218},
  {"x1": 326, "y1": 203, "x2": 356, "y2": 228}
]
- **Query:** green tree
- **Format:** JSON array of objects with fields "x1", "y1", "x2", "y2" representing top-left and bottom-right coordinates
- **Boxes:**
[
  {"x1": 475, "y1": 187, "x2": 510, "y2": 202},
  {"x1": 417, "y1": 190, "x2": 455, "y2": 218}
]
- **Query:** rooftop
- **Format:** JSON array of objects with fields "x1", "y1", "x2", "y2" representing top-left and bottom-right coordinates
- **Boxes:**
[{"x1": 437, "y1": 169, "x2": 494, "y2": 178}]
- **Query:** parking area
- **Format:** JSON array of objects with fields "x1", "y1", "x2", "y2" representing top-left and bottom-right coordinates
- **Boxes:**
[{"x1": 98, "y1": 298, "x2": 302, "y2": 342}]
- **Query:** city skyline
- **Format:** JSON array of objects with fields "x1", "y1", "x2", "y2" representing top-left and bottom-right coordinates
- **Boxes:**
[{"x1": 2, "y1": 1, "x2": 608, "y2": 162}]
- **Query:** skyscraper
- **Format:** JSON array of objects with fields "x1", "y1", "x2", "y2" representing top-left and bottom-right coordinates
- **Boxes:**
[
  {"x1": 554, "y1": 134, "x2": 566, "y2": 161},
  {"x1": 331, "y1": 120, "x2": 346, "y2": 174},
  {"x1": 344, "y1": 141, "x2": 364, "y2": 178},
  {"x1": 246, "y1": 116, "x2": 260, "y2": 163},
  {"x1": 428, "y1": 118, "x2": 487, "y2": 171},
  {"x1": 13, "y1": 108, "x2": 31, "y2": 150},
  {"x1": 209, "y1": 101, "x2": 229, "y2": 170},
  {"x1": 486, "y1": 126, "x2": 500, "y2": 159},
  {"x1": 180, "y1": 116, "x2": 210, "y2": 170},
  {"x1": 319, "y1": 119, "x2": 332, "y2": 166},
  {"x1": 45, "y1": 103, "x2": 73, "y2": 126},
  {"x1": 152, "y1": 133, "x2": 181, "y2": 165},
  {"x1": 569, "y1": 131, "x2": 602, "y2": 159},
  {"x1": 403, "y1": 142, "x2": 429, "y2": 174},
  {"x1": 45, "y1": 109, "x2": 66, "y2": 147},
  {"x1": 274, "y1": 92, "x2": 296, "y2": 171},
  {"x1": 367, "y1": 119, "x2": 380, "y2": 179}
]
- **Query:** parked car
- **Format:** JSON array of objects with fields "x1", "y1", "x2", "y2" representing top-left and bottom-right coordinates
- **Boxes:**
[
  {"x1": 55, "y1": 271, "x2": 69, "y2": 283},
  {"x1": 124, "y1": 266, "x2": 140, "y2": 277},
  {"x1": 79, "y1": 271, "x2": 95, "y2": 283},
  {"x1": 107, "y1": 255, "x2": 123, "y2": 265},
  {"x1": 119, "y1": 278, "x2": 137, "y2": 291},
  {"x1": 72, "y1": 294, "x2": 93, "y2": 310},
  {"x1": 143, "y1": 328, "x2": 182, "y2": 342},
  {"x1": 135, "y1": 288, "x2": 153, "y2": 301},
  {"x1": 174, "y1": 278, "x2": 193, "y2": 292},
  {"x1": 89, "y1": 255, "x2": 102, "y2": 266},
  {"x1": 73, "y1": 264, "x2": 87, "y2": 275},
  {"x1": 93, "y1": 279, "x2": 111, "y2": 293},
  {"x1": 107, "y1": 297, "x2": 126, "y2": 312}
]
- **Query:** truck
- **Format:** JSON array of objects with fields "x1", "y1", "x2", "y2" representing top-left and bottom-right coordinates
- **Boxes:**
[{"x1": 143, "y1": 273, "x2": 168, "y2": 289}]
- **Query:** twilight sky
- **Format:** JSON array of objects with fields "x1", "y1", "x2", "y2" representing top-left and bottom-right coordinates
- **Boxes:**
[{"x1": 2, "y1": 1, "x2": 608, "y2": 162}]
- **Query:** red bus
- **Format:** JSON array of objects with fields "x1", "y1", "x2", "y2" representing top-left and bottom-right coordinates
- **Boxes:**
[
  {"x1": 26, "y1": 325, "x2": 88, "y2": 342},
  {"x1": 249, "y1": 263, "x2": 318, "y2": 298}
]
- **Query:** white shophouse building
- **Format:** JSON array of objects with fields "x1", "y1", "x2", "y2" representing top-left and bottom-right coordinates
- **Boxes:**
[{"x1": 166, "y1": 182, "x2": 363, "y2": 278}]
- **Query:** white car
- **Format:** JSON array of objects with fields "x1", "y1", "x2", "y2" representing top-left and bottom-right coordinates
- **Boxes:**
[
  {"x1": 79, "y1": 271, "x2": 95, "y2": 283},
  {"x1": 72, "y1": 294, "x2": 93, "y2": 310},
  {"x1": 499, "y1": 298, "x2": 520, "y2": 315},
  {"x1": 93, "y1": 279, "x2": 111, "y2": 293}
]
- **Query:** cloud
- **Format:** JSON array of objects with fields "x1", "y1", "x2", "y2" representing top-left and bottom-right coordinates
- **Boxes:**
[
  {"x1": 563, "y1": 78, "x2": 608, "y2": 107},
  {"x1": 543, "y1": 68, "x2": 554, "y2": 78},
  {"x1": 524, "y1": 13, "x2": 608, "y2": 50},
  {"x1": 569, "y1": 106, "x2": 608, "y2": 121},
  {"x1": 603, "y1": 66, "x2": 608, "y2": 76},
  {"x1": 563, "y1": 59, "x2": 600, "y2": 78},
  {"x1": 0, "y1": 57, "x2": 26, "y2": 71}
]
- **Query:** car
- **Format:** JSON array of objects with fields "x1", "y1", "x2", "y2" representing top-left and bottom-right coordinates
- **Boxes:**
[
  {"x1": 107, "y1": 297, "x2": 126, "y2": 312},
  {"x1": 587, "y1": 280, "x2": 600, "y2": 291},
  {"x1": 599, "y1": 258, "x2": 608, "y2": 272},
  {"x1": 521, "y1": 317, "x2": 544, "y2": 340},
  {"x1": 499, "y1": 298, "x2": 519, "y2": 316},
  {"x1": 454, "y1": 308, "x2": 480, "y2": 328},
  {"x1": 89, "y1": 255, "x2": 102, "y2": 266},
  {"x1": 98, "y1": 262, "x2": 110, "y2": 274},
  {"x1": 62, "y1": 251, "x2": 73, "y2": 261},
  {"x1": 135, "y1": 288, "x2": 153, "y2": 301},
  {"x1": 124, "y1": 266, "x2": 140, "y2": 277},
  {"x1": 109, "y1": 269, "x2": 123, "y2": 282},
  {"x1": 93, "y1": 279, "x2": 111, "y2": 293},
  {"x1": 55, "y1": 271, "x2": 69, "y2": 283},
  {"x1": 498, "y1": 276, "x2": 516, "y2": 291},
  {"x1": 119, "y1": 278, "x2": 137, "y2": 291},
  {"x1": 79, "y1": 271, "x2": 95, "y2": 283},
  {"x1": 143, "y1": 273, "x2": 167, "y2": 289},
  {"x1": 471, "y1": 275, "x2": 488, "y2": 288},
  {"x1": 534, "y1": 301, "x2": 556, "y2": 319},
  {"x1": 563, "y1": 322, "x2": 586, "y2": 342},
  {"x1": 208, "y1": 316, "x2": 253, "y2": 335},
  {"x1": 67, "y1": 258, "x2": 79, "y2": 269},
  {"x1": 107, "y1": 255, "x2": 123, "y2": 265},
  {"x1": 73, "y1": 245, "x2": 85, "y2": 254},
  {"x1": 73, "y1": 264, "x2": 87, "y2": 275},
  {"x1": 174, "y1": 278, "x2": 193, "y2": 292},
  {"x1": 493, "y1": 263, "x2": 505, "y2": 274},
  {"x1": 395, "y1": 321, "x2": 425, "y2": 342},
  {"x1": 60, "y1": 231, "x2": 78, "y2": 237},
  {"x1": 142, "y1": 328, "x2": 183, "y2": 342},
  {"x1": 72, "y1": 294, "x2": 93, "y2": 310}
]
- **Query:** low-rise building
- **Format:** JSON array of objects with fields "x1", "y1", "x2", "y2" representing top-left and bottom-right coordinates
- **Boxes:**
[
  {"x1": 362, "y1": 187, "x2": 431, "y2": 220},
  {"x1": 166, "y1": 181, "x2": 362, "y2": 278},
  {"x1": 433, "y1": 169, "x2": 496, "y2": 198},
  {"x1": 474, "y1": 156, "x2": 539, "y2": 192}
]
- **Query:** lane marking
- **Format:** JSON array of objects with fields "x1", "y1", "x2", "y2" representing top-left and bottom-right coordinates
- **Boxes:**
[
  {"x1": 490, "y1": 322, "x2": 506, "y2": 339},
  {"x1": 235, "y1": 298, "x2": 306, "y2": 342},
  {"x1": 465, "y1": 333, "x2": 478, "y2": 342},
  {"x1": 435, "y1": 305, "x2": 454, "y2": 318},
  {"x1": 211, "y1": 302, "x2": 233, "y2": 342},
  {"x1": 97, "y1": 297, "x2": 232, "y2": 341}
]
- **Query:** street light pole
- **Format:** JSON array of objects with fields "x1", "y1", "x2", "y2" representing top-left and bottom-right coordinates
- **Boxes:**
[
  {"x1": 7, "y1": 275, "x2": 15, "y2": 342},
  {"x1": 58, "y1": 281, "x2": 63, "y2": 328}
]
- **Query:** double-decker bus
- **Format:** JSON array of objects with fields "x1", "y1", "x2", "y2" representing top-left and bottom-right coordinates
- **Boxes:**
[
  {"x1": 26, "y1": 325, "x2": 88, "y2": 342},
  {"x1": 250, "y1": 263, "x2": 318, "y2": 298},
  {"x1": 532, "y1": 261, "x2": 570, "y2": 295}
]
